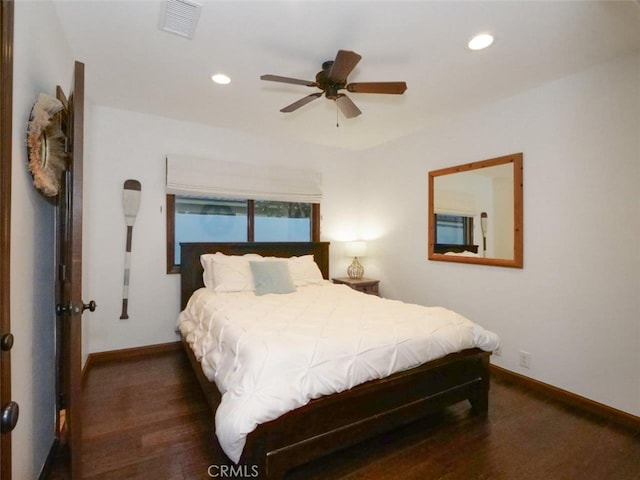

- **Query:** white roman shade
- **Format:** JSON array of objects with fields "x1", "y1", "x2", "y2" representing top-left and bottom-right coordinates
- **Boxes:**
[
  {"x1": 166, "y1": 155, "x2": 322, "y2": 203},
  {"x1": 434, "y1": 189, "x2": 477, "y2": 216}
]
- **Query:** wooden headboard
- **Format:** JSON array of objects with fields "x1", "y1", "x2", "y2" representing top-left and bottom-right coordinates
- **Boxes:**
[{"x1": 180, "y1": 242, "x2": 330, "y2": 309}]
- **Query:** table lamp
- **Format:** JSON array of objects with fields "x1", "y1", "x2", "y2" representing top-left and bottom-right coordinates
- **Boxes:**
[{"x1": 345, "y1": 241, "x2": 367, "y2": 279}]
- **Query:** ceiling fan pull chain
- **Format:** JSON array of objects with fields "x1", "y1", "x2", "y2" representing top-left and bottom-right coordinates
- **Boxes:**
[{"x1": 336, "y1": 101, "x2": 339, "y2": 128}]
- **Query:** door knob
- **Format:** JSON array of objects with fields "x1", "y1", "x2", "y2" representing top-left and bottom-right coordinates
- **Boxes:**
[
  {"x1": 0, "y1": 401, "x2": 19, "y2": 434},
  {"x1": 57, "y1": 301, "x2": 98, "y2": 315},
  {"x1": 82, "y1": 300, "x2": 97, "y2": 312},
  {"x1": 0, "y1": 333, "x2": 13, "y2": 351}
]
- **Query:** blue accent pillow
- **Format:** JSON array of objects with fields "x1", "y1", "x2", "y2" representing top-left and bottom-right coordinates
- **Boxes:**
[{"x1": 250, "y1": 261, "x2": 296, "y2": 296}]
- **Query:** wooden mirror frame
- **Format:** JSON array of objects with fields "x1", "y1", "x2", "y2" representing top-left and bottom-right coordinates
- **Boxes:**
[{"x1": 428, "y1": 153, "x2": 523, "y2": 268}]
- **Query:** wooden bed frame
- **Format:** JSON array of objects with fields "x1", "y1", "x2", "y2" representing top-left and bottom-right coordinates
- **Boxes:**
[{"x1": 180, "y1": 242, "x2": 491, "y2": 480}]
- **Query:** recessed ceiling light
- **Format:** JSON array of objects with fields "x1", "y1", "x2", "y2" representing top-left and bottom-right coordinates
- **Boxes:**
[
  {"x1": 468, "y1": 33, "x2": 494, "y2": 51},
  {"x1": 211, "y1": 74, "x2": 231, "y2": 85}
]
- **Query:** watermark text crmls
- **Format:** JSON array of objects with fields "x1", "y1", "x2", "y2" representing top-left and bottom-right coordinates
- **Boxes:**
[{"x1": 207, "y1": 464, "x2": 260, "y2": 478}]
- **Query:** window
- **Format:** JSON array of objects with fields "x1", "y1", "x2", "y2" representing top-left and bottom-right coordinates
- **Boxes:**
[
  {"x1": 166, "y1": 195, "x2": 320, "y2": 273},
  {"x1": 434, "y1": 214, "x2": 474, "y2": 245},
  {"x1": 254, "y1": 200, "x2": 312, "y2": 242},
  {"x1": 173, "y1": 197, "x2": 248, "y2": 265}
]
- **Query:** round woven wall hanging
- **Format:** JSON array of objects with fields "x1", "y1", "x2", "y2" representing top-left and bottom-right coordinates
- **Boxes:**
[{"x1": 26, "y1": 93, "x2": 67, "y2": 197}]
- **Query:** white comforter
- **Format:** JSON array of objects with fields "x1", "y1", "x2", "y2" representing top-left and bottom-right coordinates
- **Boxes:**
[{"x1": 178, "y1": 282, "x2": 500, "y2": 463}]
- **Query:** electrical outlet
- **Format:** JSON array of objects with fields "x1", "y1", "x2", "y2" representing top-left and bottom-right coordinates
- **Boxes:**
[{"x1": 519, "y1": 350, "x2": 531, "y2": 369}]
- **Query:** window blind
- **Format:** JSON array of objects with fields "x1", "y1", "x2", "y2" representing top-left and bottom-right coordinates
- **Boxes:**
[
  {"x1": 433, "y1": 189, "x2": 477, "y2": 216},
  {"x1": 166, "y1": 155, "x2": 322, "y2": 203}
]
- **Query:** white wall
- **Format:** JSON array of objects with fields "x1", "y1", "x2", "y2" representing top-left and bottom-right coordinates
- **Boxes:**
[
  {"x1": 359, "y1": 53, "x2": 640, "y2": 416},
  {"x1": 83, "y1": 106, "x2": 359, "y2": 354},
  {"x1": 11, "y1": 1, "x2": 74, "y2": 478}
]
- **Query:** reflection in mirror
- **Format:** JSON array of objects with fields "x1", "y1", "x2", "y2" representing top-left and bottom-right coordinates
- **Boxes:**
[{"x1": 428, "y1": 153, "x2": 523, "y2": 268}]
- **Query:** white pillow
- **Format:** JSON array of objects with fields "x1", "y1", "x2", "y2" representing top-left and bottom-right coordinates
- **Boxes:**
[
  {"x1": 200, "y1": 252, "x2": 263, "y2": 291},
  {"x1": 200, "y1": 254, "x2": 216, "y2": 289},
  {"x1": 287, "y1": 255, "x2": 324, "y2": 286}
]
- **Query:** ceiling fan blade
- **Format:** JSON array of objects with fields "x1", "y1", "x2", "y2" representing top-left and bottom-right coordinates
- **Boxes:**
[
  {"x1": 346, "y1": 82, "x2": 408, "y2": 94},
  {"x1": 336, "y1": 94, "x2": 362, "y2": 119},
  {"x1": 328, "y1": 50, "x2": 362, "y2": 84},
  {"x1": 261, "y1": 74, "x2": 317, "y2": 87},
  {"x1": 280, "y1": 92, "x2": 323, "y2": 113}
]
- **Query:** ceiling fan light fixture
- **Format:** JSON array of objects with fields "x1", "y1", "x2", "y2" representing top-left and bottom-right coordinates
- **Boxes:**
[
  {"x1": 468, "y1": 33, "x2": 494, "y2": 51},
  {"x1": 211, "y1": 73, "x2": 231, "y2": 85}
]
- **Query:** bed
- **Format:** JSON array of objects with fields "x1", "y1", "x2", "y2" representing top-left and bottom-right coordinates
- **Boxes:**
[{"x1": 178, "y1": 242, "x2": 497, "y2": 480}]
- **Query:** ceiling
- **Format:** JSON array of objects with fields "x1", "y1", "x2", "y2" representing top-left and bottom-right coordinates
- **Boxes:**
[{"x1": 51, "y1": 1, "x2": 640, "y2": 151}]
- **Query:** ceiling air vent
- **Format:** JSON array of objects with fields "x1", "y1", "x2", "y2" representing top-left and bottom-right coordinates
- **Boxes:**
[{"x1": 159, "y1": 0, "x2": 202, "y2": 39}]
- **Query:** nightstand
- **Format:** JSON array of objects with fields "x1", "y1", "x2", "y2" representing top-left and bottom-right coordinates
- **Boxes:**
[{"x1": 332, "y1": 277, "x2": 380, "y2": 296}]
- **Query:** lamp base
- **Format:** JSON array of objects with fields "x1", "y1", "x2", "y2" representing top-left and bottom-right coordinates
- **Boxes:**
[{"x1": 347, "y1": 257, "x2": 364, "y2": 279}]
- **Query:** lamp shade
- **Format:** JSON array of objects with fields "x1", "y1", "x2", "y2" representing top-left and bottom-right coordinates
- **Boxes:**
[{"x1": 345, "y1": 241, "x2": 367, "y2": 258}]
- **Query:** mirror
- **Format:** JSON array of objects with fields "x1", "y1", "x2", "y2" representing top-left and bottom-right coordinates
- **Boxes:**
[{"x1": 428, "y1": 153, "x2": 523, "y2": 268}]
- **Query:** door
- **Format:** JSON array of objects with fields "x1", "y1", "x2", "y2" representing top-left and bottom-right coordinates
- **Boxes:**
[
  {"x1": 0, "y1": 1, "x2": 17, "y2": 478},
  {"x1": 55, "y1": 60, "x2": 90, "y2": 479}
]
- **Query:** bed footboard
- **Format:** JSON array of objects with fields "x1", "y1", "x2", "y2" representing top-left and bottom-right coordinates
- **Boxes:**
[
  {"x1": 245, "y1": 348, "x2": 490, "y2": 479},
  {"x1": 182, "y1": 337, "x2": 490, "y2": 480}
]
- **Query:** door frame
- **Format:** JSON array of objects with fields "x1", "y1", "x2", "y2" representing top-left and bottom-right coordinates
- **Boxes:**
[
  {"x1": 55, "y1": 61, "x2": 85, "y2": 480},
  {"x1": 0, "y1": 0, "x2": 14, "y2": 478}
]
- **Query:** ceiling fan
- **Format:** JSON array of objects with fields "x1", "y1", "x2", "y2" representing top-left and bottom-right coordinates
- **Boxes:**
[{"x1": 260, "y1": 50, "x2": 407, "y2": 119}]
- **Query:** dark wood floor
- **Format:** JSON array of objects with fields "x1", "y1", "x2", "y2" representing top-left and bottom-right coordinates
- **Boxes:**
[{"x1": 47, "y1": 349, "x2": 639, "y2": 480}]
